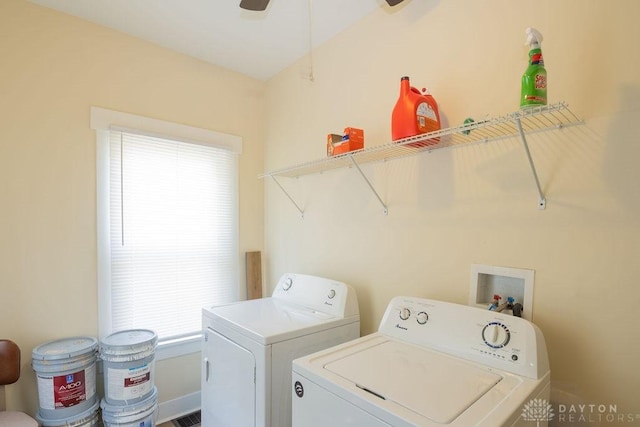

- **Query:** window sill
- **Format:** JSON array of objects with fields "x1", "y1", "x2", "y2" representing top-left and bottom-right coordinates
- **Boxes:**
[{"x1": 156, "y1": 334, "x2": 201, "y2": 361}]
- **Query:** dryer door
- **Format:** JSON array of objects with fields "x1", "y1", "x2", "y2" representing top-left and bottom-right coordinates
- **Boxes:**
[{"x1": 202, "y1": 328, "x2": 256, "y2": 427}]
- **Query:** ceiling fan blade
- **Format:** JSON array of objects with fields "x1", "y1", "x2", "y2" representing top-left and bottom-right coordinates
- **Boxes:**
[
  {"x1": 240, "y1": 0, "x2": 270, "y2": 11},
  {"x1": 385, "y1": 0, "x2": 405, "y2": 5}
]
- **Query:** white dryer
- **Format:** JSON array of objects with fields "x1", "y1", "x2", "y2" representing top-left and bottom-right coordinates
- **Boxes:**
[
  {"x1": 292, "y1": 296, "x2": 550, "y2": 427},
  {"x1": 201, "y1": 273, "x2": 360, "y2": 427}
]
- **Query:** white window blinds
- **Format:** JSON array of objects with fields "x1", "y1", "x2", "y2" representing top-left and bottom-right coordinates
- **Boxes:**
[{"x1": 104, "y1": 129, "x2": 239, "y2": 342}]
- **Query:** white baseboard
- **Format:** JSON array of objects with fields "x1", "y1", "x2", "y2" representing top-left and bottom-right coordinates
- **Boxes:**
[{"x1": 157, "y1": 391, "x2": 201, "y2": 424}]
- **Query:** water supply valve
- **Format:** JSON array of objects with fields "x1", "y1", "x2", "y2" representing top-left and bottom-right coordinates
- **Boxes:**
[{"x1": 488, "y1": 294, "x2": 502, "y2": 311}]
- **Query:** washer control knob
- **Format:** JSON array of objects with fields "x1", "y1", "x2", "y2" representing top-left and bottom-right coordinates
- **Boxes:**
[
  {"x1": 416, "y1": 311, "x2": 429, "y2": 324},
  {"x1": 399, "y1": 308, "x2": 411, "y2": 321},
  {"x1": 327, "y1": 289, "x2": 336, "y2": 299},
  {"x1": 482, "y1": 322, "x2": 511, "y2": 349},
  {"x1": 282, "y1": 277, "x2": 293, "y2": 291}
]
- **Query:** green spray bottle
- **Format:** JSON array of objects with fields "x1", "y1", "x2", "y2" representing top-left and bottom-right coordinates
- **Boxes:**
[{"x1": 520, "y1": 27, "x2": 547, "y2": 108}]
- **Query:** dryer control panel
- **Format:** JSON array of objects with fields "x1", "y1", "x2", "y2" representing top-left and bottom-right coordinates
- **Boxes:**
[
  {"x1": 271, "y1": 273, "x2": 359, "y2": 319},
  {"x1": 378, "y1": 296, "x2": 549, "y2": 380}
]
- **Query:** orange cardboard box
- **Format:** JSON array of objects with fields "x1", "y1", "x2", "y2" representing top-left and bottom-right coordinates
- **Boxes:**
[
  {"x1": 326, "y1": 128, "x2": 364, "y2": 157},
  {"x1": 343, "y1": 127, "x2": 364, "y2": 143}
]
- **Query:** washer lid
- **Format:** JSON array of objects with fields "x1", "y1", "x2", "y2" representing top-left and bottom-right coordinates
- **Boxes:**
[{"x1": 324, "y1": 340, "x2": 502, "y2": 424}]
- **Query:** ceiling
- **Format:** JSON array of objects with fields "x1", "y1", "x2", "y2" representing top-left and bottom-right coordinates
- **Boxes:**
[{"x1": 28, "y1": 0, "x2": 401, "y2": 81}]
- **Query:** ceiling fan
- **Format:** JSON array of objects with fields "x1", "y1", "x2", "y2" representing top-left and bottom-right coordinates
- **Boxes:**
[{"x1": 240, "y1": 0, "x2": 405, "y2": 11}]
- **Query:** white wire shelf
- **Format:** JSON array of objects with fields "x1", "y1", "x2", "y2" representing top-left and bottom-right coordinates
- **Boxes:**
[
  {"x1": 260, "y1": 102, "x2": 582, "y2": 179},
  {"x1": 260, "y1": 102, "x2": 583, "y2": 215}
]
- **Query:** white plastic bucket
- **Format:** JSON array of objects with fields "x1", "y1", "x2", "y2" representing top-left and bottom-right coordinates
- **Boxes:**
[
  {"x1": 100, "y1": 329, "x2": 157, "y2": 405},
  {"x1": 36, "y1": 399, "x2": 100, "y2": 427},
  {"x1": 31, "y1": 336, "x2": 99, "y2": 420},
  {"x1": 101, "y1": 386, "x2": 158, "y2": 427}
]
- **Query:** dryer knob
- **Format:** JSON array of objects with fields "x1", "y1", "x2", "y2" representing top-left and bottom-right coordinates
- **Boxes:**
[
  {"x1": 328, "y1": 289, "x2": 336, "y2": 299},
  {"x1": 282, "y1": 277, "x2": 293, "y2": 291},
  {"x1": 399, "y1": 308, "x2": 411, "y2": 321},
  {"x1": 416, "y1": 311, "x2": 429, "y2": 324}
]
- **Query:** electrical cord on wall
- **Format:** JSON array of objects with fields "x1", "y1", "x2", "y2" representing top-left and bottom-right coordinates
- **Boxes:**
[{"x1": 307, "y1": 0, "x2": 314, "y2": 82}]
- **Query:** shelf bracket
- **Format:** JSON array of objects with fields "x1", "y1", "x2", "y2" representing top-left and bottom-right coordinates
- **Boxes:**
[
  {"x1": 514, "y1": 116, "x2": 546, "y2": 210},
  {"x1": 349, "y1": 157, "x2": 388, "y2": 215},
  {"x1": 271, "y1": 175, "x2": 304, "y2": 218}
]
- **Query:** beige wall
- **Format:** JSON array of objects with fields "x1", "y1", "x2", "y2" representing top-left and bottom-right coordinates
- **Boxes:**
[
  {"x1": 0, "y1": 0, "x2": 264, "y2": 416},
  {"x1": 265, "y1": 0, "x2": 640, "y2": 415},
  {"x1": 3, "y1": 0, "x2": 640, "y2": 421}
]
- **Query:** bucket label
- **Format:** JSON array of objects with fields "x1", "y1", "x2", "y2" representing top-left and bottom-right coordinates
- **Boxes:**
[
  {"x1": 54, "y1": 371, "x2": 86, "y2": 408},
  {"x1": 107, "y1": 362, "x2": 154, "y2": 401},
  {"x1": 36, "y1": 365, "x2": 96, "y2": 410},
  {"x1": 124, "y1": 371, "x2": 150, "y2": 387},
  {"x1": 103, "y1": 411, "x2": 155, "y2": 427}
]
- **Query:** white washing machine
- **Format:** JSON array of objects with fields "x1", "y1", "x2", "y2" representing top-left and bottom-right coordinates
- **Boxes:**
[
  {"x1": 292, "y1": 296, "x2": 550, "y2": 427},
  {"x1": 201, "y1": 273, "x2": 360, "y2": 427}
]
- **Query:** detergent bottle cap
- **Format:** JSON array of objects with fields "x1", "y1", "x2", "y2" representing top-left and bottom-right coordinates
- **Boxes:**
[{"x1": 525, "y1": 27, "x2": 543, "y2": 49}]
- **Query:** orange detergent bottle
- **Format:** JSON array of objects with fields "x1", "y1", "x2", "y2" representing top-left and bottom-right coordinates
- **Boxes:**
[{"x1": 391, "y1": 76, "x2": 441, "y2": 145}]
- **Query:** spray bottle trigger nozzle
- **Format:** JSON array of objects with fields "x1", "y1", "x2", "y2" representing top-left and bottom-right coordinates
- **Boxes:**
[{"x1": 525, "y1": 27, "x2": 543, "y2": 47}]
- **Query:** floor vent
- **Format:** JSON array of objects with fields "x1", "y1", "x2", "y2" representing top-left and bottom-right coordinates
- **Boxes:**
[{"x1": 172, "y1": 410, "x2": 201, "y2": 427}]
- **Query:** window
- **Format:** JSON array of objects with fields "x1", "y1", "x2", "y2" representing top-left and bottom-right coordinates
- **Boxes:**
[{"x1": 92, "y1": 107, "x2": 242, "y2": 359}]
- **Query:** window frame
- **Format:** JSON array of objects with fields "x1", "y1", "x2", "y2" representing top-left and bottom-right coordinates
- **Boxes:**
[{"x1": 91, "y1": 107, "x2": 242, "y2": 360}]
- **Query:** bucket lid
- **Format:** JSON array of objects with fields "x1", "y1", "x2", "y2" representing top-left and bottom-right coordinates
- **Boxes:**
[
  {"x1": 36, "y1": 399, "x2": 100, "y2": 426},
  {"x1": 100, "y1": 329, "x2": 157, "y2": 356},
  {"x1": 100, "y1": 386, "x2": 158, "y2": 418},
  {"x1": 32, "y1": 337, "x2": 98, "y2": 361},
  {"x1": 32, "y1": 351, "x2": 96, "y2": 373}
]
